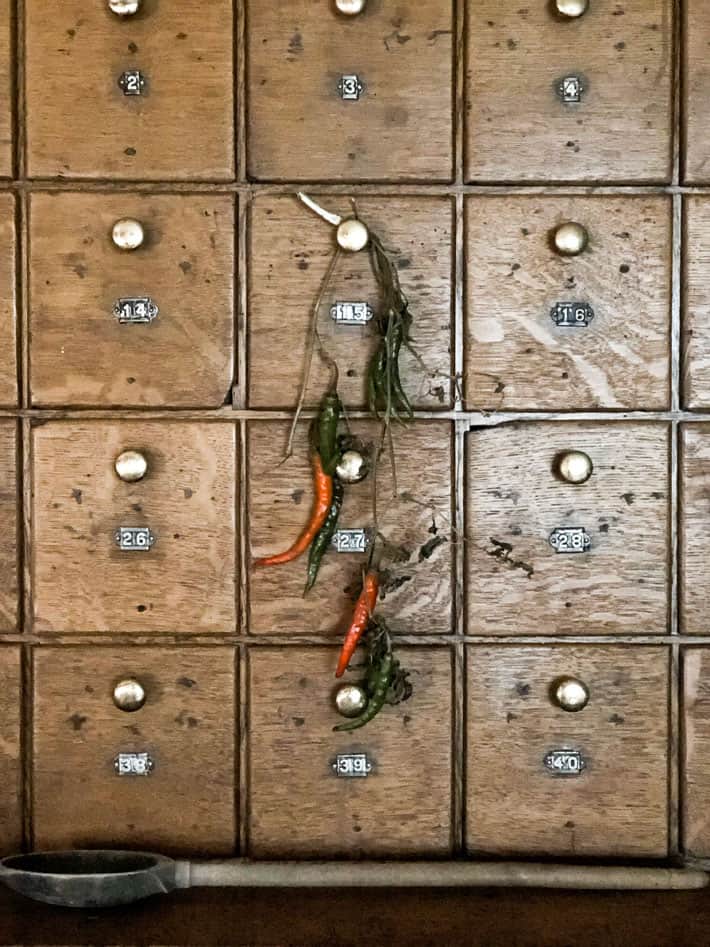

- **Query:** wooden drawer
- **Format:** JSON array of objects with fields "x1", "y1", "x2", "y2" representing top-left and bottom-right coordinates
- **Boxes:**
[
  {"x1": 683, "y1": 0, "x2": 710, "y2": 183},
  {"x1": 682, "y1": 198, "x2": 710, "y2": 408},
  {"x1": 246, "y1": 0, "x2": 453, "y2": 182},
  {"x1": 32, "y1": 646, "x2": 236, "y2": 856},
  {"x1": 466, "y1": 422, "x2": 669, "y2": 636},
  {"x1": 0, "y1": 646, "x2": 21, "y2": 856},
  {"x1": 31, "y1": 421, "x2": 237, "y2": 634},
  {"x1": 682, "y1": 648, "x2": 710, "y2": 857},
  {"x1": 29, "y1": 193, "x2": 235, "y2": 408},
  {"x1": 0, "y1": 193, "x2": 17, "y2": 407},
  {"x1": 680, "y1": 425, "x2": 710, "y2": 635},
  {"x1": 248, "y1": 195, "x2": 453, "y2": 410},
  {"x1": 465, "y1": 196, "x2": 671, "y2": 411},
  {"x1": 465, "y1": 1, "x2": 672, "y2": 183},
  {"x1": 248, "y1": 421, "x2": 453, "y2": 636},
  {"x1": 0, "y1": 421, "x2": 18, "y2": 633},
  {"x1": 466, "y1": 645, "x2": 669, "y2": 858},
  {"x1": 248, "y1": 646, "x2": 453, "y2": 857},
  {"x1": 25, "y1": 1, "x2": 234, "y2": 180},
  {"x1": 0, "y1": 2, "x2": 11, "y2": 177}
]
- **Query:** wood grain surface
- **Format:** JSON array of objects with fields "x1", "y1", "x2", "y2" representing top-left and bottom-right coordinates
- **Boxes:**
[
  {"x1": 465, "y1": 196, "x2": 671, "y2": 411},
  {"x1": 0, "y1": 193, "x2": 16, "y2": 407},
  {"x1": 0, "y1": 647, "x2": 21, "y2": 857},
  {"x1": 248, "y1": 420, "x2": 453, "y2": 636},
  {"x1": 24, "y1": 0, "x2": 234, "y2": 180},
  {"x1": 246, "y1": 0, "x2": 453, "y2": 182},
  {"x1": 32, "y1": 646, "x2": 236, "y2": 855},
  {"x1": 680, "y1": 426, "x2": 710, "y2": 635},
  {"x1": 682, "y1": 199, "x2": 710, "y2": 408},
  {"x1": 0, "y1": 2, "x2": 11, "y2": 177},
  {"x1": 248, "y1": 195, "x2": 453, "y2": 411},
  {"x1": 0, "y1": 421, "x2": 18, "y2": 633},
  {"x1": 248, "y1": 646, "x2": 453, "y2": 857},
  {"x1": 466, "y1": 1, "x2": 673, "y2": 183},
  {"x1": 682, "y1": 648, "x2": 710, "y2": 856},
  {"x1": 31, "y1": 421, "x2": 237, "y2": 633},
  {"x1": 683, "y1": 0, "x2": 710, "y2": 183},
  {"x1": 466, "y1": 422, "x2": 670, "y2": 635},
  {"x1": 29, "y1": 193, "x2": 235, "y2": 408},
  {"x1": 466, "y1": 644, "x2": 670, "y2": 857}
]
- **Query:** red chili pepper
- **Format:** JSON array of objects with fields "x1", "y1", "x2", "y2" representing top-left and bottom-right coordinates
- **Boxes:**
[
  {"x1": 335, "y1": 572, "x2": 379, "y2": 678},
  {"x1": 254, "y1": 453, "x2": 333, "y2": 567}
]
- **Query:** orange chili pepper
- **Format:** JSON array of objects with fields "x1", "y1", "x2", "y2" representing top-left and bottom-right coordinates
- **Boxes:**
[
  {"x1": 254, "y1": 453, "x2": 333, "y2": 567},
  {"x1": 335, "y1": 571, "x2": 379, "y2": 678}
]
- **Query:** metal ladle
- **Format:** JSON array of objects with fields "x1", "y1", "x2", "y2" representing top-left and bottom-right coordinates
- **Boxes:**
[{"x1": 0, "y1": 850, "x2": 707, "y2": 908}]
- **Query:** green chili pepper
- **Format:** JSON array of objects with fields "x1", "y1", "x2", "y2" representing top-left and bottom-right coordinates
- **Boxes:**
[
  {"x1": 317, "y1": 391, "x2": 342, "y2": 475},
  {"x1": 333, "y1": 651, "x2": 394, "y2": 732},
  {"x1": 303, "y1": 476, "x2": 344, "y2": 595}
]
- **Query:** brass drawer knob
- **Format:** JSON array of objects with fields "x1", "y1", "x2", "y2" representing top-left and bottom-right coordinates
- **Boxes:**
[
  {"x1": 334, "y1": 683, "x2": 368, "y2": 718},
  {"x1": 552, "y1": 676, "x2": 590, "y2": 712},
  {"x1": 335, "y1": 0, "x2": 366, "y2": 14},
  {"x1": 553, "y1": 221, "x2": 588, "y2": 256},
  {"x1": 114, "y1": 450, "x2": 148, "y2": 483},
  {"x1": 556, "y1": 0, "x2": 589, "y2": 17},
  {"x1": 337, "y1": 218, "x2": 369, "y2": 253},
  {"x1": 113, "y1": 678, "x2": 146, "y2": 712},
  {"x1": 108, "y1": 0, "x2": 141, "y2": 15},
  {"x1": 112, "y1": 218, "x2": 145, "y2": 251},
  {"x1": 556, "y1": 450, "x2": 593, "y2": 484}
]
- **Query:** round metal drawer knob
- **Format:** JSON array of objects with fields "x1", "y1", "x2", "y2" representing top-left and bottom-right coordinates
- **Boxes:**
[
  {"x1": 336, "y1": 450, "x2": 368, "y2": 484},
  {"x1": 334, "y1": 683, "x2": 368, "y2": 718},
  {"x1": 335, "y1": 0, "x2": 366, "y2": 13},
  {"x1": 114, "y1": 450, "x2": 148, "y2": 483},
  {"x1": 108, "y1": 0, "x2": 141, "y2": 16},
  {"x1": 552, "y1": 676, "x2": 590, "y2": 712},
  {"x1": 556, "y1": 450, "x2": 593, "y2": 485},
  {"x1": 112, "y1": 218, "x2": 144, "y2": 251},
  {"x1": 113, "y1": 679, "x2": 146, "y2": 712},
  {"x1": 337, "y1": 218, "x2": 369, "y2": 253},
  {"x1": 553, "y1": 221, "x2": 589, "y2": 256},
  {"x1": 556, "y1": 0, "x2": 589, "y2": 17}
]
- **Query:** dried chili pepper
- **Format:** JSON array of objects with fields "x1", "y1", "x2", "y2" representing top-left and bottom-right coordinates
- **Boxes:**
[
  {"x1": 335, "y1": 571, "x2": 379, "y2": 678},
  {"x1": 254, "y1": 453, "x2": 333, "y2": 567},
  {"x1": 317, "y1": 391, "x2": 342, "y2": 475},
  {"x1": 333, "y1": 650, "x2": 393, "y2": 732},
  {"x1": 304, "y1": 475, "x2": 343, "y2": 595}
]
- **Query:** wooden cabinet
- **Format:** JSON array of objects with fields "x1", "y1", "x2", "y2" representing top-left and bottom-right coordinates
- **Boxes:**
[
  {"x1": 683, "y1": 0, "x2": 710, "y2": 183},
  {"x1": 29, "y1": 193, "x2": 235, "y2": 408},
  {"x1": 466, "y1": 1, "x2": 673, "y2": 183},
  {"x1": 32, "y1": 647, "x2": 236, "y2": 855},
  {"x1": 246, "y1": 0, "x2": 453, "y2": 183},
  {"x1": 24, "y1": 0, "x2": 234, "y2": 180},
  {"x1": 248, "y1": 646, "x2": 452, "y2": 857},
  {"x1": 680, "y1": 425, "x2": 710, "y2": 635},
  {"x1": 683, "y1": 648, "x2": 710, "y2": 857},
  {"x1": 0, "y1": 421, "x2": 18, "y2": 633},
  {"x1": 0, "y1": 1, "x2": 11, "y2": 178},
  {"x1": 0, "y1": 647, "x2": 21, "y2": 856},
  {"x1": 682, "y1": 198, "x2": 710, "y2": 408},
  {"x1": 467, "y1": 645, "x2": 669, "y2": 858},
  {"x1": 465, "y1": 196, "x2": 671, "y2": 411},
  {"x1": 31, "y1": 421, "x2": 237, "y2": 633},
  {"x1": 0, "y1": 193, "x2": 17, "y2": 407},
  {"x1": 248, "y1": 195, "x2": 453, "y2": 410},
  {"x1": 466, "y1": 422, "x2": 670, "y2": 636},
  {"x1": 248, "y1": 420, "x2": 453, "y2": 636}
]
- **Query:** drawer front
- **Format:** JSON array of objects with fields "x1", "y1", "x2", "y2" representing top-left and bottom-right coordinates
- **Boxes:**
[
  {"x1": 33, "y1": 647, "x2": 236, "y2": 856},
  {"x1": 466, "y1": 645, "x2": 669, "y2": 857},
  {"x1": 0, "y1": 646, "x2": 21, "y2": 856},
  {"x1": 29, "y1": 193, "x2": 235, "y2": 408},
  {"x1": 466, "y1": 1, "x2": 672, "y2": 183},
  {"x1": 466, "y1": 422, "x2": 669, "y2": 635},
  {"x1": 0, "y1": 2, "x2": 11, "y2": 177},
  {"x1": 32, "y1": 422, "x2": 237, "y2": 633},
  {"x1": 249, "y1": 196, "x2": 453, "y2": 410},
  {"x1": 465, "y1": 196, "x2": 671, "y2": 411},
  {"x1": 246, "y1": 0, "x2": 453, "y2": 182},
  {"x1": 682, "y1": 648, "x2": 710, "y2": 856},
  {"x1": 684, "y1": 0, "x2": 710, "y2": 183},
  {"x1": 0, "y1": 193, "x2": 17, "y2": 406},
  {"x1": 25, "y1": 1, "x2": 234, "y2": 180},
  {"x1": 0, "y1": 421, "x2": 18, "y2": 632},
  {"x1": 248, "y1": 647, "x2": 453, "y2": 857},
  {"x1": 682, "y1": 198, "x2": 710, "y2": 408},
  {"x1": 248, "y1": 421, "x2": 453, "y2": 636},
  {"x1": 680, "y1": 425, "x2": 710, "y2": 634}
]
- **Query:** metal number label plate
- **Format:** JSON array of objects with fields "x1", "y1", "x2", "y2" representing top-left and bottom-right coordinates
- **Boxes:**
[
  {"x1": 338, "y1": 75, "x2": 364, "y2": 101},
  {"x1": 114, "y1": 526, "x2": 156, "y2": 551},
  {"x1": 114, "y1": 752, "x2": 154, "y2": 776},
  {"x1": 330, "y1": 301, "x2": 374, "y2": 326},
  {"x1": 544, "y1": 749, "x2": 586, "y2": 777},
  {"x1": 332, "y1": 529, "x2": 368, "y2": 553},
  {"x1": 550, "y1": 302, "x2": 595, "y2": 328},
  {"x1": 332, "y1": 753, "x2": 372, "y2": 778},
  {"x1": 118, "y1": 70, "x2": 146, "y2": 96},
  {"x1": 557, "y1": 75, "x2": 584, "y2": 104},
  {"x1": 113, "y1": 297, "x2": 159, "y2": 325},
  {"x1": 549, "y1": 527, "x2": 591, "y2": 554}
]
